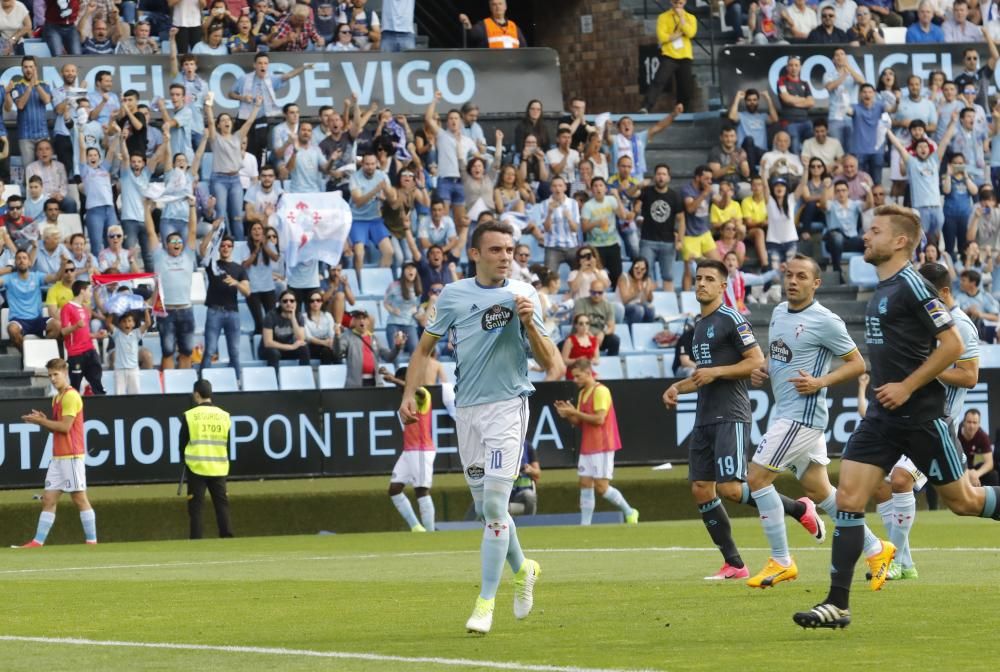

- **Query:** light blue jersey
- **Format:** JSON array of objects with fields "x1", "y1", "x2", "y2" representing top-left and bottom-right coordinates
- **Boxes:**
[
  {"x1": 767, "y1": 301, "x2": 858, "y2": 429},
  {"x1": 427, "y1": 277, "x2": 548, "y2": 408},
  {"x1": 944, "y1": 305, "x2": 980, "y2": 423}
]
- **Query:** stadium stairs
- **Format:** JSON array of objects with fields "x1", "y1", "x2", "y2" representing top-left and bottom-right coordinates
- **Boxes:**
[{"x1": 0, "y1": 343, "x2": 48, "y2": 399}]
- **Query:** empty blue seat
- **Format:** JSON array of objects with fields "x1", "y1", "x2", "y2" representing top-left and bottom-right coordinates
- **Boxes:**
[
  {"x1": 242, "y1": 367, "x2": 278, "y2": 391},
  {"x1": 626, "y1": 354, "x2": 662, "y2": 379},
  {"x1": 848, "y1": 256, "x2": 879, "y2": 289},
  {"x1": 318, "y1": 364, "x2": 348, "y2": 388},
  {"x1": 193, "y1": 304, "x2": 208, "y2": 334},
  {"x1": 980, "y1": 344, "x2": 1000, "y2": 368},
  {"x1": 163, "y1": 369, "x2": 199, "y2": 394},
  {"x1": 279, "y1": 366, "x2": 316, "y2": 390},
  {"x1": 630, "y1": 323, "x2": 664, "y2": 352},
  {"x1": 138, "y1": 369, "x2": 163, "y2": 394},
  {"x1": 361, "y1": 267, "x2": 395, "y2": 297},
  {"x1": 201, "y1": 367, "x2": 239, "y2": 392},
  {"x1": 652, "y1": 291, "x2": 680, "y2": 318},
  {"x1": 594, "y1": 357, "x2": 625, "y2": 379},
  {"x1": 102, "y1": 371, "x2": 115, "y2": 394},
  {"x1": 680, "y1": 291, "x2": 699, "y2": 315},
  {"x1": 615, "y1": 328, "x2": 634, "y2": 354}
]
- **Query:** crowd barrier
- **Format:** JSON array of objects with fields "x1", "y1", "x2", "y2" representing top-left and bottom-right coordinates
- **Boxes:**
[{"x1": 1, "y1": 372, "x2": 993, "y2": 489}]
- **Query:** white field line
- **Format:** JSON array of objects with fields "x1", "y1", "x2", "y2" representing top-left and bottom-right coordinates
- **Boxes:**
[
  {"x1": 0, "y1": 635, "x2": 657, "y2": 672},
  {"x1": 1, "y1": 546, "x2": 999, "y2": 577}
]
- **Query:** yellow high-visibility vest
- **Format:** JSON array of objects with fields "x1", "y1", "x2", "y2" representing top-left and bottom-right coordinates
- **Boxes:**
[{"x1": 184, "y1": 405, "x2": 232, "y2": 477}]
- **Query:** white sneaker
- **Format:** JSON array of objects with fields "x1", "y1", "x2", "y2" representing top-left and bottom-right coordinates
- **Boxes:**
[
  {"x1": 513, "y1": 559, "x2": 541, "y2": 619},
  {"x1": 465, "y1": 597, "x2": 495, "y2": 634}
]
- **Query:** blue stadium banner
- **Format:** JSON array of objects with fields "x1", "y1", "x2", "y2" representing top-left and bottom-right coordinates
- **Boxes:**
[
  {"x1": 0, "y1": 48, "x2": 563, "y2": 116},
  {"x1": 718, "y1": 42, "x2": 992, "y2": 110}
]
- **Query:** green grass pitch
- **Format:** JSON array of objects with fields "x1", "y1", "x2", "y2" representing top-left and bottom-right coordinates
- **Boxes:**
[{"x1": 1, "y1": 512, "x2": 998, "y2": 671}]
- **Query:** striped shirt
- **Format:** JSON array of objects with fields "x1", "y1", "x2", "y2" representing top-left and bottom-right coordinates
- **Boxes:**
[
  {"x1": 944, "y1": 305, "x2": 980, "y2": 425},
  {"x1": 11, "y1": 80, "x2": 52, "y2": 140},
  {"x1": 541, "y1": 197, "x2": 580, "y2": 249}
]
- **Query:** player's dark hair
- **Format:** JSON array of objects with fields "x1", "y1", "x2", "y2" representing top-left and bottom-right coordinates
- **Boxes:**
[
  {"x1": 470, "y1": 220, "x2": 515, "y2": 250},
  {"x1": 918, "y1": 262, "x2": 952, "y2": 291},
  {"x1": 71, "y1": 280, "x2": 90, "y2": 296},
  {"x1": 395, "y1": 366, "x2": 408, "y2": 382},
  {"x1": 194, "y1": 379, "x2": 213, "y2": 399},
  {"x1": 695, "y1": 258, "x2": 728, "y2": 280},
  {"x1": 789, "y1": 253, "x2": 821, "y2": 279},
  {"x1": 873, "y1": 204, "x2": 922, "y2": 252},
  {"x1": 46, "y1": 358, "x2": 68, "y2": 373}
]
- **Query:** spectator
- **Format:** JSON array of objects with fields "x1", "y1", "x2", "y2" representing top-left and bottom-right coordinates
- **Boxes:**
[
  {"x1": 802, "y1": 120, "x2": 845, "y2": 177},
  {"x1": 116, "y1": 18, "x2": 160, "y2": 54},
  {"x1": 561, "y1": 97, "x2": 595, "y2": 154},
  {"x1": 860, "y1": 181, "x2": 888, "y2": 232},
  {"x1": 942, "y1": 152, "x2": 980, "y2": 255},
  {"x1": 193, "y1": 22, "x2": 228, "y2": 54},
  {"x1": 798, "y1": 158, "x2": 831, "y2": 256},
  {"x1": 144, "y1": 198, "x2": 197, "y2": 370},
  {"x1": 824, "y1": 179, "x2": 868, "y2": 275},
  {"x1": 847, "y1": 83, "x2": 893, "y2": 186},
  {"x1": 636, "y1": 163, "x2": 683, "y2": 291},
  {"x1": 321, "y1": 263, "x2": 356, "y2": 324},
  {"x1": 495, "y1": 164, "x2": 534, "y2": 215},
  {"x1": 582, "y1": 131, "x2": 611, "y2": 182},
  {"x1": 45, "y1": 0, "x2": 83, "y2": 56},
  {"x1": 348, "y1": 151, "x2": 397, "y2": 274},
  {"x1": 5, "y1": 56, "x2": 52, "y2": 168},
  {"x1": 509, "y1": 441, "x2": 540, "y2": 516},
  {"x1": 34, "y1": 225, "x2": 70, "y2": 281},
  {"x1": 242, "y1": 220, "x2": 280, "y2": 335},
  {"x1": 760, "y1": 131, "x2": 804, "y2": 188},
  {"x1": 419, "y1": 198, "x2": 460, "y2": 259},
  {"x1": 955, "y1": 41, "x2": 1000, "y2": 123},
  {"x1": 27, "y1": 140, "x2": 77, "y2": 215},
  {"x1": 960, "y1": 409, "x2": 999, "y2": 487},
  {"x1": 573, "y1": 279, "x2": 620, "y2": 356},
  {"x1": 850, "y1": 4, "x2": 884, "y2": 43},
  {"x1": 617, "y1": 258, "x2": 655, "y2": 324},
  {"x1": 777, "y1": 55, "x2": 815, "y2": 154},
  {"x1": 414, "y1": 245, "x2": 457, "y2": 300},
  {"x1": 171, "y1": 0, "x2": 204, "y2": 54},
  {"x1": 708, "y1": 126, "x2": 751, "y2": 199},
  {"x1": 715, "y1": 218, "x2": 747, "y2": 267},
  {"x1": 169, "y1": 50, "x2": 209, "y2": 151},
  {"x1": 116, "y1": 140, "x2": 159, "y2": 271},
  {"x1": 538, "y1": 176, "x2": 578, "y2": 275},
  {"x1": 956, "y1": 242, "x2": 993, "y2": 290},
  {"x1": 60, "y1": 280, "x2": 106, "y2": 394},
  {"x1": 78, "y1": 134, "x2": 116, "y2": 254},
  {"x1": 116, "y1": 89, "x2": 149, "y2": 166},
  {"x1": 823, "y1": 49, "x2": 865, "y2": 151},
  {"x1": 344, "y1": 0, "x2": 380, "y2": 50},
  {"x1": 259, "y1": 290, "x2": 310, "y2": 369},
  {"x1": 97, "y1": 224, "x2": 137, "y2": 274},
  {"x1": 861, "y1": 0, "x2": 903, "y2": 27},
  {"x1": 327, "y1": 20, "x2": 359, "y2": 51},
  {"x1": 821, "y1": 0, "x2": 858, "y2": 31},
  {"x1": 319, "y1": 110, "x2": 356, "y2": 194},
  {"x1": 783, "y1": 0, "x2": 819, "y2": 43},
  {"x1": 80, "y1": 14, "x2": 119, "y2": 55},
  {"x1": 808, "y1": 4, "x2": 851, "y2": 42},
  {"x1": 1, "y1": 195, "x2": 36, "y2": 251},
  {"x1": 284, "y1": 122, "x2": 326, "y2": 193},
  {"x1": 943, "y1": 0, "x2": 983, "y2": 42},
  {"x1": 561, "y1": 313, "x2": 599, "y2": 378},
  {"x1": 227, "y1": 14, "x2": 259, "y2": 53},
  {"x1": 765, "y1": 177, "x2": 800, "y2": 266},
  {"x1": 958, "y1": 84, "x2": 990, "y2": 142},
  {"x1": 949, "y1": 107, "x2": 989, "y2": 189},
  {"x1": 956, "y1": 268, "x2": 999, "y2": 324},
  {"x1": 303, "y1": 289, "x2": 340, "y2": 364},
  {"x1": 672, "y1": 317, "x2": 697, "y2": 376},
  {"x1": 106, "y1": 308, "x2": 151, "y2": 395},
  {"x1": 640, "y1": 0, "x2": 696, "y2": 113},
  {"x1": 206, "y1": 94, "x2": 260, "y2": 241},
  {"x1": 0, "y1": 0, "x2": 30, "y2": 52},
  {"x1": 335, "y1": 308, "x2": 404, "y2": 387},
  {"x1": 271, "y1": 2, "x2": 326, "y2": 51},
  {"x1": 727, "y1": 89, "x2": 778, "y2": 171},
  {"x1": 1, "y1": 249, "x2": 61, "y2": 350},
  {"x1": 87, "y1": 71, "x2": 121, "y2": 127},
  {"x1": 547, "y1": 127, "x2": 580, "y2": 184},
  {"x1": 749, "y1": 0, "x2": 789, "y2": 44},
  {"x1": 968, "y1": 187, "x2": 1000, "y2": 249},
  {"x1": 680, "y1": 166, "x2": 719, "y2": 287},
  {"x1": 199, "y1": 223, "x2": 251, "y2": 382},
  {"x1": 138, "y1": 0, "x2": 172, "y2": 40},
  {"x1": 51, "y1": 63, "x2": 81, "y2": 176},
  {"x1": 458, "y1": 0, "x2": 525, "y2": 49},
  {"x1": 463, "y1": 149, "x2": 502, "y2": 221},
  {"x1": 514, "y1": 100, "x2": 551, "y2": 153},
  {"x1": 906, "y1": 2, "x2": 945, "y2": 42},
  {"x1": 66, "y1": 233, "x2": 98, "y2": 281},
  {"x1": 582, "y1": 176, "x2": 632, "y2": 287},
  {"x1": 380, "y1": 0, "x2": 415, "y2": 51},
  {"x1": 20, "y1": 176, "x2": 44, "y2": 221},
  {"x1": 841, "y1": 153, "x2": 874, "y2": 202},
  {"x1": 384, "y1": 262, "x2": 421, "y2": 356},
  {"x1": 425, "y1": 91, "x2": 477, "y2": 230},
  {"x1": 567, "y1": 244, "x2": 610, "y2": 300},
  {"x1": 610, "y1": 110, "x2": 680, "y2": 185}
]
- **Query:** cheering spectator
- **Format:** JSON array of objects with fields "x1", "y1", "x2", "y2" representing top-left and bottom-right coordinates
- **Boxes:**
[
  {"x1": 608, "y1": 108, "x2": 679, "y2": 180},
  {"x1": 636, "y1": 163, "x2": 683, "y2": 291},
  {"x1": 271, "y1": 2, "x2": 326, "y2": 51},
  {"x1": 5, "y1": 56, "x2": 52, "y2": 167},
  {"x1": 968, "y1": 188, "x2": 1000, "y2": 250},
  {"x1": 942, "y1": 153, "x2": 981, "y2": 256},
  {"x1": 764, "y1": 177, "x2": 801, "y2": 266},
  {"x1": 0, "y1": 249, "x2": 62, "y2": 350},
  {"x1": 681, "y1": 167, "x2": 718, "y2": 288},
  {"x1": 116, "y1": 18, "x2": 160, "y2": 54},
  {"x1": 336, "y1": 308, "x2": 404, "y2": 388},
  {"x1": 547, "y1": 127, "x2": 580, "y2": 184},
  {"x1": 640, "y1": 0, "x2": 696, "y2": 113},
  {"x1": 304, "y1": 289, "x2": 340, "y2": 364},
  {"x1": 824, "y1": 51, "x2": 864, "y2": 152},
  {"x1": 777, "y1": 55, "x2": 814, "y2": 154},
  {"x1": 243, "y1": 220, "x2": 281, "y2": 335},
  {"x1": 582, "y1": 176, "x2": 632, "y2": 287},
  {"x1": 206, "y1": 94, "x2": 261, "y2": 241},
  {"x1": 384, "y1": 262, "x2": 421, "y2": 356},
  {"x1": 727, "y1": 89, "x2": 778, "y2": 170},
  {"x1": 227, "y1": 14, "x2": 259, "y2": 53},
  {"x1": 106, "y1": 307, "x2": 151, "y2": 395},
  {"x1": 27, "y1": 140, "x2": 76, "y2": 214},
  {"x1": 955, "y1": 38, "x2": 1000, "y2": 118},
  {"x1": 259, "y1": 290, "x2": 311, "y2": 370},
  {"x1": 463, "y1": 151, "x2": 502, "y2": 221},
  {"x1": 573, "y1": 279, "x2": 620, "y2": 356},
  {"x1": 349, "y1": 151, "x2": 397, "y2": 274},
  {"x1": 66, "y1": 233, "x2": 98, "y2": 281},
  {"x1": 199, "y1": 221, "x2": 251, "y2": 382},
  {"x1": 708, "y1": 126, "x2": 751, "y2": 199},
  {"x1": 34, "y1": 225, "x2": 70, "y2": 281},
  {"x1": 284, "y1": 122, "x2": 326, "y2": 193},
  {"x1": 906, "y1": 2, "x2": 945, "y2": 42},
  {"x1": 760, "y1": 131, "x2": 804, "y2": 187},
  {"x1": 950, "y1": 107, "x2": 989, "y2": 188},
  {"x1": 45, "y1": 0, "x2": 83, "y2": 56},
  {"x1": 847, "y1": 83, "x2": 894, "y2": 186},
  {"x1": 539, "y1": 176, "x2": 578, "y2": 275},
  {"x1": 425, "y1": 91, "x2": 477, "y2": 229},
  {"x1": 459, "y1": 0, "x2": 525, "y2": 49}
]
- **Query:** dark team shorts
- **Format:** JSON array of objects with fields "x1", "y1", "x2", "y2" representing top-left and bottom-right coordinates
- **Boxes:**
[
  {"x1": 843, "y1": 415, "x2": 966, "y2": 486},
  {"x1": 688, "y1": 421, "x2": 750, "y2": 483}
]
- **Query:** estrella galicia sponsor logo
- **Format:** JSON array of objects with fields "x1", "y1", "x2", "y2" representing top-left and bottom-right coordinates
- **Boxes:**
[
  {"x1": 466, "y1": 465, "x2": 485, "y2": 480},
  {"x1": 481, "y1": 304, "x2": 514, "y2": 331},
  {"x1": 769, "y1": 338, "x2": 792, "y2": 363}
]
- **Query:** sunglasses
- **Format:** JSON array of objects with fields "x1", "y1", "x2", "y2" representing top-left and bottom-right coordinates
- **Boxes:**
[
  {"x1": 167, "y1": 237, "x2": 183, "y2": 244},
  {"x1": 8, "y1": 205, "x2": 21, "y2": 210},
  {"x1": 310, "y1": 298, "x2": 323, "y2": 303},
  {"x1": 430, "y1": 288, "x2": 443, "y2": 295},
  {"x1": 590, "y1": 290, "x2": 604, "y2": 296},
  {"x1": 578, "y1": 253, "x2": 593, "y2": 260},
  {"x1": 108, "y1": 233, "x2": 123, "y2": 239},
  {"x1": 220, "y1": 243, "x2": 233, "y2": 248},
  {"x1": 281, "y1": 298, "x2": 296, "y2": 304},
  {"x1": 339, "y1": 30, "x2": 352, "y2": 35}
]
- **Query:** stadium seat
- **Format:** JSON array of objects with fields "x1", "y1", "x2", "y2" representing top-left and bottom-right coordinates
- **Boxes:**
[
  {"x1": 22, "y1": 339, "x2": 59, "y2": 371},
  {"x1": 0, "y1": 184, "x2": 20, "y2": 200},
  {"x1": 680, "y1": 291, "x2": 699, "y2": 315},
  {"x1": 202, "y1": 367, "x2": 239, "y2": 392},
  {"x1": 57, "y1": 214, "x2": 83, "y2": 240},
  {"x1": 652, "y1": 291, "x2": 679, "y2": 318},
  {"x1": 232, "y1": 241, "x2": 249, "y2": 263},
  {"x1": 191, "y1": 270, "x2": 207, "y2": 305},
  {"x1": 138, "y1": 369, "x2": 163, "y2": 394},
  {"x1": 1, "y1": 307, "x2": 8, "y2": 341},
  {"x1": 21, "y1": 39, "x2": 51, "y2": 57},
  {"x1": 238, "y1": 303, "x2": 255, "y2": 334},
  {"x1": 280, "y1": 366, "x2": 316, "y2": 390},
  {"x1": 625, "y1": 354, "x2": 663, "y2": 379},
  {"x1": 615, "y1": 328, "x2": 634, "y2": 354},
  {"x1": 848, "y1": 256, "x2": 878, "y2": 289},
  {"x1": 360, "y1": 267, "x2": 395, "y2": 297},
  {"x1": 318, "y1": 364, "x2": 348, "y2": 388},
  {"x1": 594, "y1": 357, "x2": 624, "y2": 380},
  {"x1": 193, "y1": 304, "x2": 207, "y2": 333},
  {"x1": 102, "y1": 371, "x2": 115, "y2": 394},
  {"x1": 242, "y1": 367, "x2": 278, "y2": 391},
  {"x1": 141, "y1": 337, "x2": 162, "y2": 365},
  {"x1": 630, "y1": 322, "x2": 664, "y2": 352},
  {"x1": 346, "y1": 269, "x2": 362, "y2": 296},
  {"x1": 980, "y1": 344, "x2": 1000, "y2": 368},
  {"x1": 163, "y1": 369, "x2": 198, "y2": 394}
]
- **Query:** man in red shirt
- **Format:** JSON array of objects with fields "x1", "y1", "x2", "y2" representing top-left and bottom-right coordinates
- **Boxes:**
[
  {"x1": 59, "y1": 280, "x2": 107, "y2": 395},
  {"x1": 15, "y1": 357, "x2": 97, "y2": 547},
  {"x1": 959, "y1": 409, "x2": 999, "y2": 487}
]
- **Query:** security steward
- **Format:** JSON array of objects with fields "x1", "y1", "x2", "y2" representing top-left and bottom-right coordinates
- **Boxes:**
[{"x1": 180, "y1": 379, "x2": 235, "y2": 539}]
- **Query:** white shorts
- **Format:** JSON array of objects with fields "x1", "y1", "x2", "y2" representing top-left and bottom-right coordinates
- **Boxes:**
[
  {"x1": 455, "y1": 396, "x2": 529, "y2": 485},
  {"x1": 578, "y1": 451, "x2": 615, "y2": 480},
  {"x1": 45, "y1": 457, "x2": 87, "y2": 492},
  {"x1": 888, "y1": 456, "x2": 928, "y2": 491},
  {"x1": 752, "y1": 418, "x2": 830, "y2": 480},
  {"x1": 390, "y1": 450, "x2": 436, "y2": 489},
  {"x1": 115, "y1": 369, "x2": 140, "y2": 395}
]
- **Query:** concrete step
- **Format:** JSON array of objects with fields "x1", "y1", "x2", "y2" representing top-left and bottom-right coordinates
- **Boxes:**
[{"x1": 0, "y1": 352, "x2": 21, "y2": 371}]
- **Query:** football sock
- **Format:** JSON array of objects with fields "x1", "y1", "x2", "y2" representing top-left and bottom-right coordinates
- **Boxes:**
[
  {"x1": 876, "y1": 499, "x2": 894, "y2": 537},
  {"x1": 416, "y1": 495, "x2": 436, "y2": 532},
  {"x1": 79, "y1": 509, "x2": 97, "y2": 543},
  {"x1": 699, "y1": 498, "x2": 743, "y2": 568},
  {"x1": 505, "y1": 514, "x2": 525, "y2": 574},
  {"x1": 891, "y1": 491, "x2": 916, "y2": 568},
  {"x1": 580, "y1": 487, "x2": 595, "y2": 526},
  {"x1": 826, "y1": 510, "x2": 865, "y2": 610},
  {"x1": 820, "y1": 488, "x2": 882, "y2": 557},
  {"x1": 390, "y1": 493, "x2": 420, "y2": 529},
  {"x1": 602, "y1": 486, "x2": 633, "y2": 517},
  {"x1": 33, "y1": 511, "x2": 55, "y2": 545},
  {"x1": 979, "y1": 486, "x2": 1000, "y2": 520},
  {"x1": 751, "y1": 485, "x2": 790, "y2": 565},
  {"x1": 480, "y1": 480, "x2": 513, "y2": 600},
  {"x1": 470, "y1": 482, "x2": 485, "y2": 520},
  {"x1": 742, "y1": 482, "x2": 807, "y2": 520}
]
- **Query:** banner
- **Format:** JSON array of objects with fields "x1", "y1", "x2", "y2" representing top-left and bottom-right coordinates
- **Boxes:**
[
  {"x1": 0, "y1": 49, "x2": 564, "y2": 117},
  {"x1": 275, "y1": 191, "x2": 352, "y2": 269},
  {"x1": 718, "y1": 42, "x2": 998, "y2": 110},
  {"x1": 0, "y1": 372, "x2": 995, "y2": 488}
]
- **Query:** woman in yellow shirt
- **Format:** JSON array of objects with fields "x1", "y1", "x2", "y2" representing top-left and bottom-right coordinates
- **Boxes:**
[{"x1": 740, "y1": 176, "x2": 770, "y2": 269}]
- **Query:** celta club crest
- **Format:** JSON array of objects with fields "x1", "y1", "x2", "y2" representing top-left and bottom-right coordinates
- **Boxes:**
[{"x1": 795, "y1": 323, "x2": 805, "y2": 339}]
